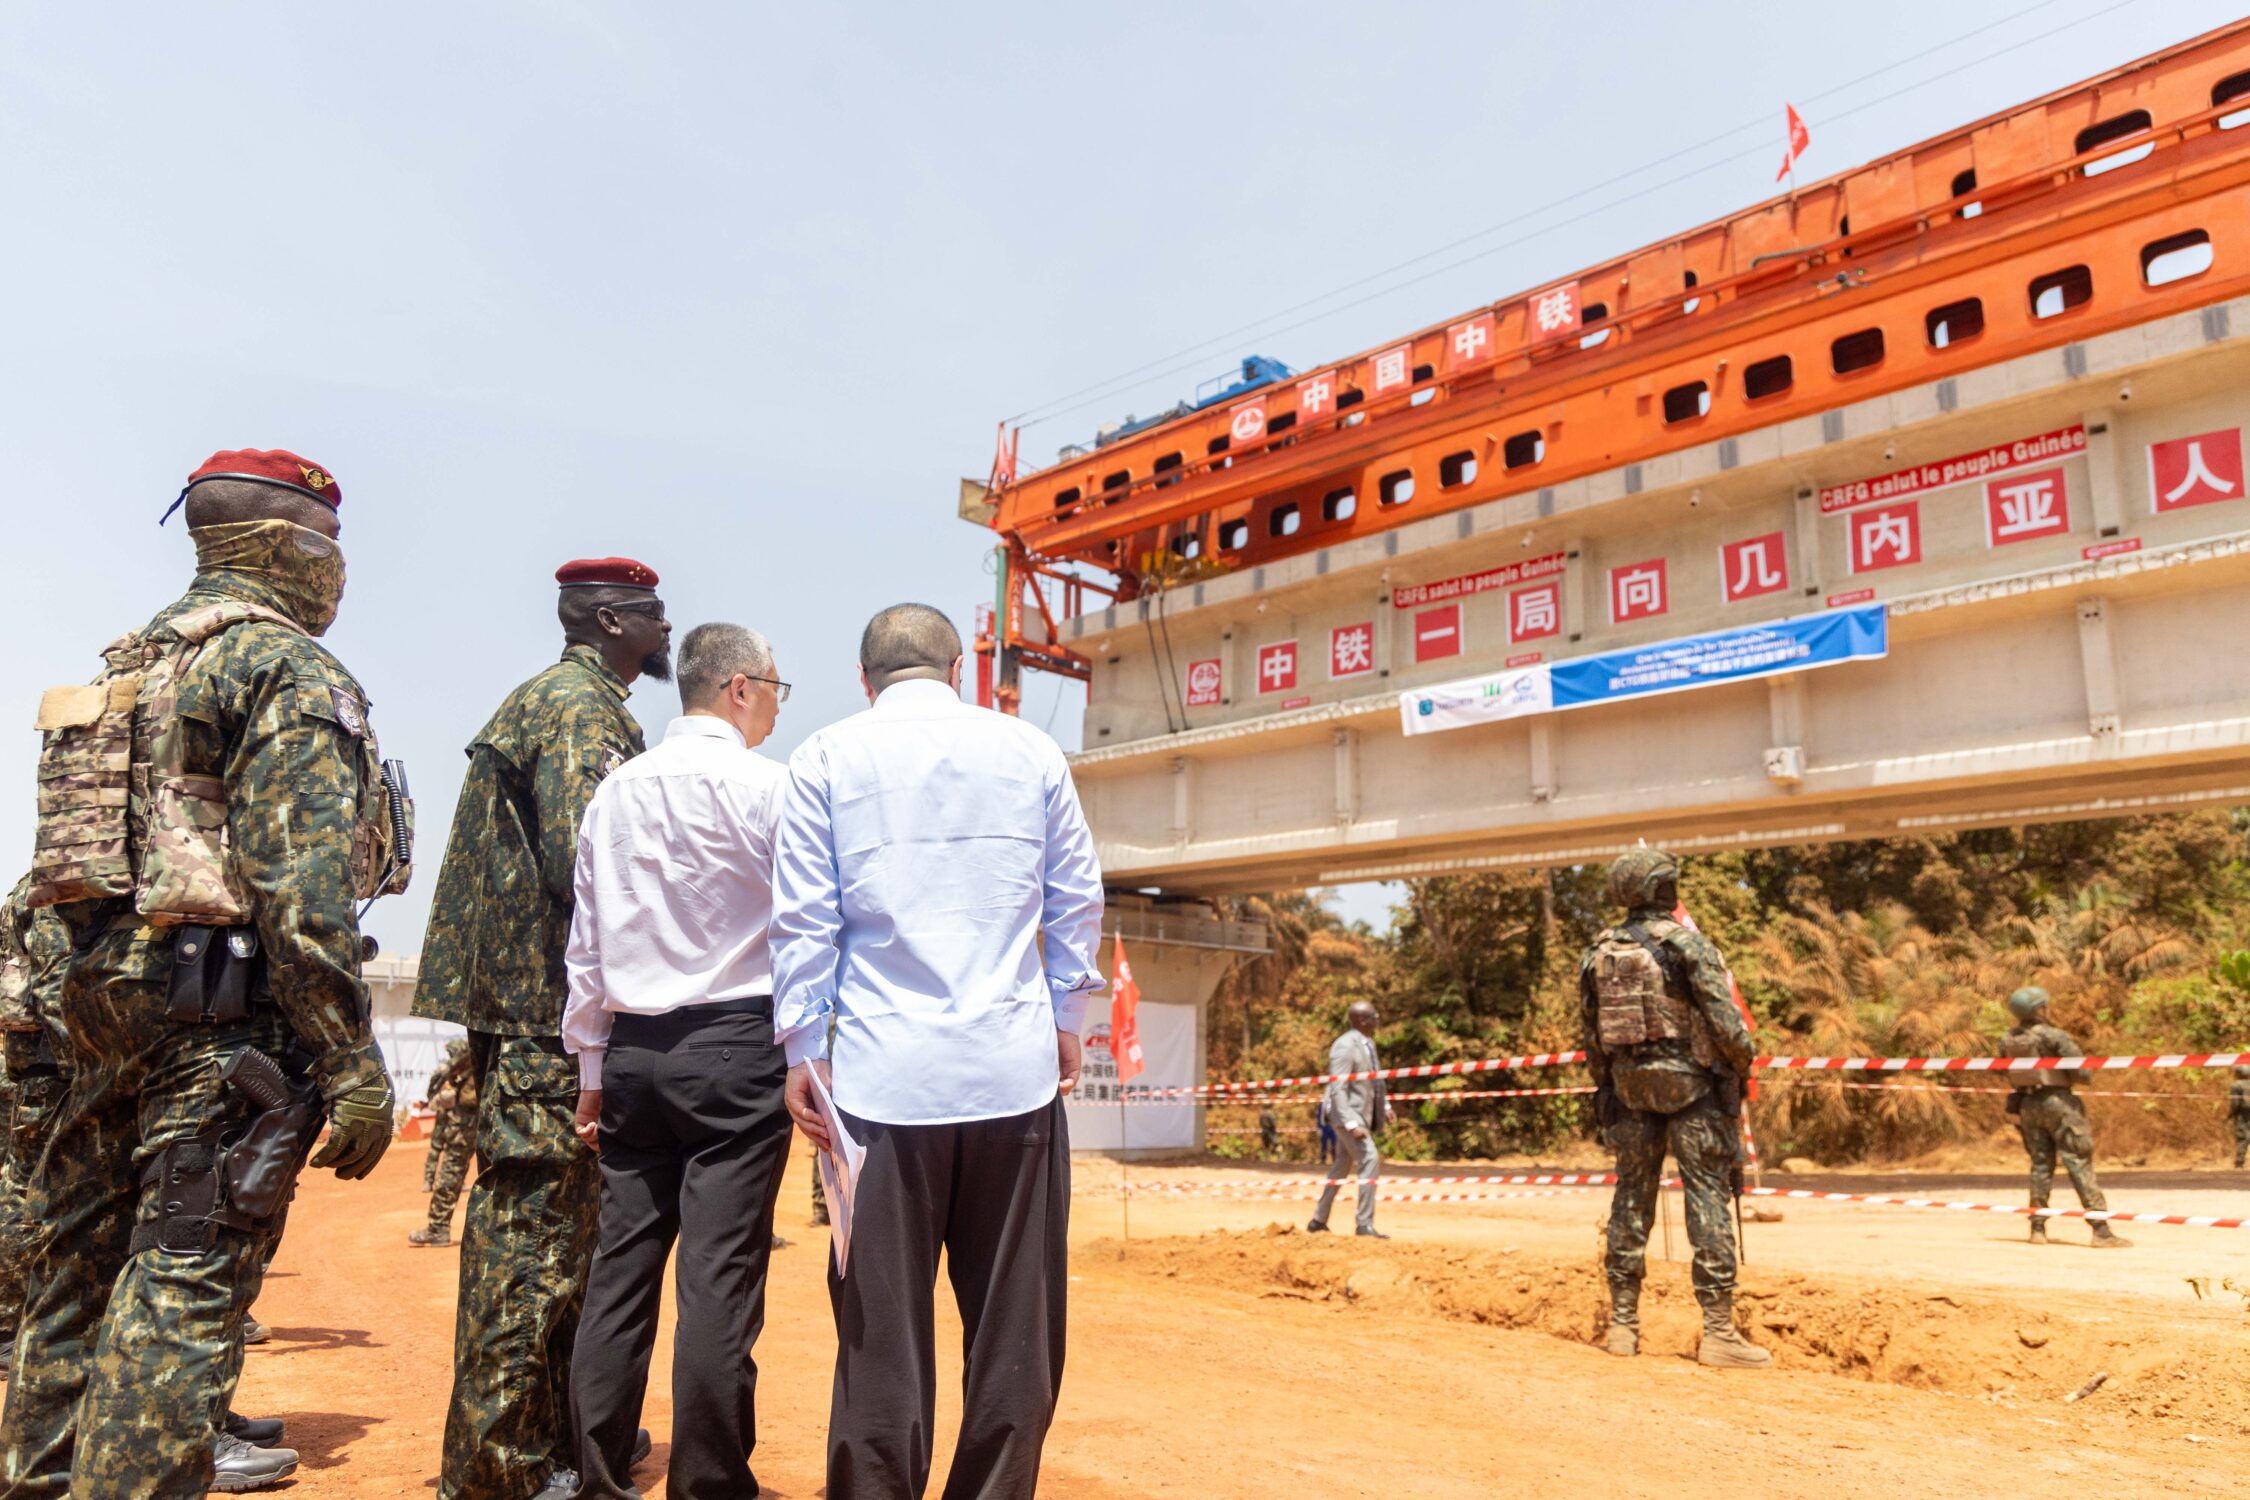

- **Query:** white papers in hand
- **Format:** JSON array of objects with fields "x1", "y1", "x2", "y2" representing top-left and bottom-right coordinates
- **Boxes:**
[{"x1": 808, "y1": 1066, "x2": 865, "y2": 1277}]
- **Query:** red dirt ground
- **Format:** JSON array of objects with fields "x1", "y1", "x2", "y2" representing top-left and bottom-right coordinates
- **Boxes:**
[{"x1": 234, "y1": 1140, "x2": 2247, "y2": 1497}]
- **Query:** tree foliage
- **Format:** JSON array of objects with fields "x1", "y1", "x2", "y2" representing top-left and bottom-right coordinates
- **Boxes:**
[{"x1": 1209, "y1": 810, "x2": 2250, "y2": 1164}]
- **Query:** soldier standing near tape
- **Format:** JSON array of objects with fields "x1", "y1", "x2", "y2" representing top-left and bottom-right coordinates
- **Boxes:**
[
  {"x1": 1582, "y1": 849, "x2": 1770, "y2": 1369},
  {"x1": 414, "y1": 558, "x2": 666, "y2": 1500},
  {"x1": 2228, "y1": 1064, "x2": 2250, "y2": 1171},
  {"x1": 410, "y1": 1038, "x2": 477, "y2": 1247},
  {"x1": 0, "y1": 451, "x2": 407, "y2": 1496},
  {"x1": 2000, "y1": 987, "x2": 2129, "y2": 1248}
]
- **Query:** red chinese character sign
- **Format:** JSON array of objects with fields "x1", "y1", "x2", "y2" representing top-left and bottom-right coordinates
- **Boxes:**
[
  {"x1": 1609, "y1": 560, "x2": 1669, "y2": 624},
  {"x1": 1413, "y1": 604, "x2": 1462, "y2": 663},
  {"x1": 1527, "y1": 281, "x2": 1581, "y2": 343},
  {"x1": 1847, "y1": 502, "x2": 1921, "y2": 573},
  {"x1": 1296, "y1": 374, "x2": 1336, "y2": 420},
  {"x1": 1445, "y1": 313, "x2": 1496, "y2": 372},
  {"x1": 1330, "y1": 622, "x2": 1376, "y2": 680},
  {"x1": 1719, "y1": 532, "x2": 1789, "y2": 603},
  {"x1": 1983, "y1": 467, "x2": 2070, "y2": 546},
  {"x1": 1370, "y1": 344, "x2": 1412, "y2": 397},
  {"x1": 1256, "y1": 641, "x2": 1297, "y2": 694},
  {"x1": 1184, "y1": 658, "x2": 1222, "y2": 708},
  {"x1": 1510, "y1": 583, "x2": 1561, "y2": 643},
  {"x1": 1228, "y1": 400, "x2": 1267, "y2": 446},
  {"x1": 2148, "y1": 428, "x2": 2243, "y2": 513}
]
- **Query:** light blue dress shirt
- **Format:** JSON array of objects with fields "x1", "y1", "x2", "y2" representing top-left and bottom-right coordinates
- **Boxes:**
[{"x1": 771, "y1": 678, "x2": 1106, "y2": 1125}]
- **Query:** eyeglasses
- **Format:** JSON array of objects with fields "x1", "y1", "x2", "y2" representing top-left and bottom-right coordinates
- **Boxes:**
[
  {"x1": 604, "y1": 601, "x2": 668, "y2": 622},
  {"x1": 741, "y1": 674, "x2": 791, "y2": 703}
]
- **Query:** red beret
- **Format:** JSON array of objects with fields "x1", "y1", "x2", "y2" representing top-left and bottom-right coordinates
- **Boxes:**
[
  {"x1": 186, "y1": 449, "x2": 342, "y2": 507},
  {"x1": 555, "y1": 557, "x2": 660, "y2": 590}
]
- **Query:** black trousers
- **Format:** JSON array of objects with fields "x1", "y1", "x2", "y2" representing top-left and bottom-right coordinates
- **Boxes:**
[
  {"x1": 828, "y1": 1097, "x2": 1070, "y2": 1500},
  {"x1": 569, "y1": 1001, "x2": 790, "y2": 1500}
]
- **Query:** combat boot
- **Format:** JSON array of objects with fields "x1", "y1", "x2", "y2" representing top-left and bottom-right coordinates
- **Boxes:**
[
  {"x1": 407, "y1": 1225, "x2": 452, "y2": 1248},
  {"x1": 240, "y1": 1318, "x2": 270, "y2": 1346},
  {"x1": 2090, "y1": 1225, "x2": 2133, "y2": 1249},
  {"x1": 210, "y1": 1431, "x2": 299, "y2": 1492},
  {"x1": 1603, "y1": 1320, "x2": 1638, "y2": 1357},
  {"x1": 222, "y1": 1412, "x2": 285, "y2": 1446},
  {"x1": 2028, "y1": 1222, "x2": 2049, "y2": 1245},
  {"x1": 1696, "y1": 1327, "x2": 1773, "y2": 1369}
]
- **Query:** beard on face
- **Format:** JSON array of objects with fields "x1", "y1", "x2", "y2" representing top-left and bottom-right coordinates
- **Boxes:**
[{"x1": 639, "y1": 644, "x2": 674, "y2": 683}]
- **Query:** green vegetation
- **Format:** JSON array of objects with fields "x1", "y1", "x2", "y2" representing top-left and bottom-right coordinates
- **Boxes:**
[{"x1": 1205, "y1": 810, "x2": 2250, "y2": 1165}]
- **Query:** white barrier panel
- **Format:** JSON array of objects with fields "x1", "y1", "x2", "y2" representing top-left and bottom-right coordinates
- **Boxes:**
[{"x1": 1069, "y1": 1001, "x2": 1196, "y2": 1150}]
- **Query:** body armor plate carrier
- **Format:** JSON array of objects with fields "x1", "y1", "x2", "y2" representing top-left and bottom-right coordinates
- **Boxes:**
[
  {"x1": 1591, "y1": 919, "x2": 1719, "y2": 1070},
  {"x1": 28, "y1": 602, "x2": 408, "y2": 917}
]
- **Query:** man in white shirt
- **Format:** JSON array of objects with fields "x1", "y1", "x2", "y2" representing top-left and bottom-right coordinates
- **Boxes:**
[
  {"x1": 561, "y1": 622, "x2": 794, "y2": 1500},
  {"x1": 773, "y1": 603, "x2": 1104, "y2": 1500}
]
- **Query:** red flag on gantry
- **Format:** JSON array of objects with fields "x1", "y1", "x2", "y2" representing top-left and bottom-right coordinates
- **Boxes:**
[
  {"x1": 1775, "y1": 103, "x2": 1810, "y2": 182},
  {"x1": 1110, "y1": 934, "x2": 1145, "y2": 1083}
]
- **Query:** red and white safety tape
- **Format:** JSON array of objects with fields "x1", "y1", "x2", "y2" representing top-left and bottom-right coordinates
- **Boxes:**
[
  {"x1": 1152, "y1": 1051, "x2": 1592, "y2": 1098},
  {"x1": 1132, "y1": 1086, "x2": 1601, "y2": 1107},
  {"x1": 1756, "y1": 1051, "x2": 2249, "y2": 1072},
  {"x1": 1119, "y1": 1176, "x2": 2250, "y2": 1230},
  {"x1": 1743, "y1": 1187, "x2": 2250, "y2": 1230},
  {"x1": 1170, "y1": 1049, "x2": 2248, "y2": 1100},
  {"x1": 1779, "y1": 1080, "x2": 2222, "y2": 1101},
  {"x1": 1130, "y1": 1172, "x2": 1622, "y2": 1192}
]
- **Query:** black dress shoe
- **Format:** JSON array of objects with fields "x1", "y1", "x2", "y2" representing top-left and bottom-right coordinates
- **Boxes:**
[
  {"x1": 632, "y1": 1427, "x2": 653, "y2": 1466},
  {"x1": 1305, "y1": 1219, "x2": 1329, "y2": 1233},
  {"x1": 1355, "y1": 1228, "x2": 1391, "y2": 1239}
]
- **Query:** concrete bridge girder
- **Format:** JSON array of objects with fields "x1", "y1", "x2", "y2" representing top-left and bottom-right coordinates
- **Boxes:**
[{"x1": 1070, "y1": 298, "x2": 2250, "y2": 893}]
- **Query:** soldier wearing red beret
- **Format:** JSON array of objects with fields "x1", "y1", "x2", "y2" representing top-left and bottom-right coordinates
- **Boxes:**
[
  {"x1": 4, "y1": 451, "x2": 406, "y2": 1496},
  {"x1": 412, "y1": 559, "x2": 670, "y2": 1500}
]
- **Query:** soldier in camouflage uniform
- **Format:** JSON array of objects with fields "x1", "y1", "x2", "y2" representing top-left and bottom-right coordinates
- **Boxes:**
[
  {"x1": 1580, "y1": 849, "x2": 1770, "y2": 1369},
  {"x1": 0, "y1": 452, "x2": 403, "y2": 1497},
  {"x1": 412, "y1": 1039, "x2": 477, "y2": 1247},
  {"x1": 0, "y1": 878, "x2": 72, "y2": 1370},
  {"x1": 413, "y1": 557, "x2": 667, "y2": 1500},
  {"x1": 2230, "y1": 1065, "x2": 2250, "y2": 1170},
  {"x1": 2000, "y1": 987, "x2": 2129, "y2": 1247}
]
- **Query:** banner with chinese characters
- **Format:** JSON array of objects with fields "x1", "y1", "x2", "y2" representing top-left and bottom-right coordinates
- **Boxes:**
[
  {"x1": 1399, "y1": 604, "x2": 1887, "y2": 737},
  {"x1": 1069, "y1": 1002, "x2": 1198, "y2": 1150}
]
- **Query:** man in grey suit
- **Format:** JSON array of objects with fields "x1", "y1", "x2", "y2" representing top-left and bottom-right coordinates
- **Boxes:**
[{"x1": 1307, "y1": 1001, "x2": 1389, "y2": 1238}]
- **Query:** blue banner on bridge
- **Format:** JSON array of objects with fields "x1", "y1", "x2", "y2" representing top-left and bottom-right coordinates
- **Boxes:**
[{"x1": 1399, "y1": 604, "x2": 1888, "y2": 736}]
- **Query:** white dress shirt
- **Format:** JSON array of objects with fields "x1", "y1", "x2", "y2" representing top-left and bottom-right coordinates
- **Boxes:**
[
  {"x1": 771, "y1": 678, "x2": 1106, "y2": 1125},
  {"x1": 562, "y1": 714, "x2": 789, "y2": 1089}
]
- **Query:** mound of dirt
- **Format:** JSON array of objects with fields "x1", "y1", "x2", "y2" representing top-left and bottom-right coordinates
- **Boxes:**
[{"x1": 1102, "y1": 1228, "x2": 2250, "y2": 1433}]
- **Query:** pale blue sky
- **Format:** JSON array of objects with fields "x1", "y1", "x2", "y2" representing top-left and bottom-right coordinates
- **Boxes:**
[{"x1": 3, "y1": 1, "x2": 2235, "y2": 950}]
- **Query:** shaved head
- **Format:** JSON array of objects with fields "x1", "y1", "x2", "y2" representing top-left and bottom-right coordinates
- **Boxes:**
[
  {"x1": 181, "y1": 478, "x2": 340, "y2": 537},
  {"x1": 859, "y1": 603, "x2": 961, "y2": 692}
]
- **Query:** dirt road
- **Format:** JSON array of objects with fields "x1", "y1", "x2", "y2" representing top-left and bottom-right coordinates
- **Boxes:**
[{"x1": 237, "y1": 1141, "x2": 2246, "y2": 1497}]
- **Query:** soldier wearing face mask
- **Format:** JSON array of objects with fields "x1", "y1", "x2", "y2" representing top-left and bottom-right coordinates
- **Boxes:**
[
  {"x1": 2, "y1": 450, "x2": 407, "y2": 1497},
  {"x1": 414, "y1": 557, "x2": 668, "y2": 1500}
]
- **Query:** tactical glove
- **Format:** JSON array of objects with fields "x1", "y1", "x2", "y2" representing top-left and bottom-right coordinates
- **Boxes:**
[{"x1": 310, "y1": 1048, "x2": 396, "y2": 1180}]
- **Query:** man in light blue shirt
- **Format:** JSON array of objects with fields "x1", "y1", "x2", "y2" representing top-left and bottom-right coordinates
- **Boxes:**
[{"x1": 772, "y1": 602, "x2": 1103, "y2": 1500}]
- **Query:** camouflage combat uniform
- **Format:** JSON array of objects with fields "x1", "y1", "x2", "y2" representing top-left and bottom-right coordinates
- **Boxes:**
[
  {"x1": 413, "y1": 644, "x2": 643, "y2": 1500},
  {"x1": 2228, "y1": 1066, "x2": 2249, "y2": 1170},
  {"x1": 0, "y1": 879, "x2": 73, "y2": 1354},
  {"x1": 423, "y1": 1044, "x2": 479, "y2": 1233},
  {"x1": 0, "y1": 555, "x2": 398, "y2": 1498},
  {"x1": 2000, "y1": 1021, "x2": 2118, "y2": 1238},
  {"x1": 1580, "y1": 852, "x2": 1755, "y2": 1342}
]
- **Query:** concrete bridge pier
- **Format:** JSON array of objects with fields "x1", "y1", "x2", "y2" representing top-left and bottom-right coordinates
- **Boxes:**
[{"x1": 1068, "y1": 899, "x2": 1270, "y2": 1159}]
